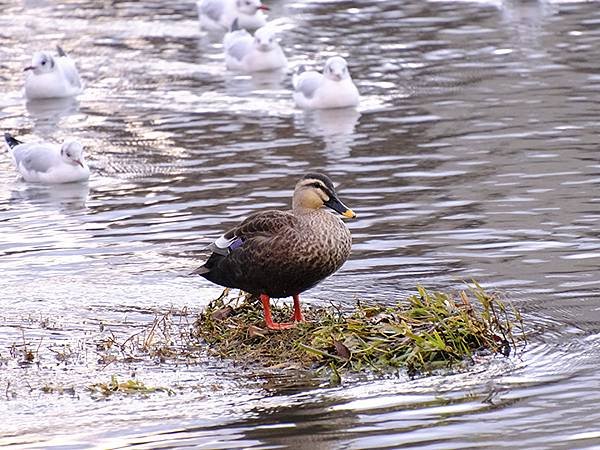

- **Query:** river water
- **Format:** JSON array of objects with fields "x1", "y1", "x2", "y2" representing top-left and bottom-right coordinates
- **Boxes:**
[{"x1": 1, "y1": 0, "x2": 600, "y2": 448}]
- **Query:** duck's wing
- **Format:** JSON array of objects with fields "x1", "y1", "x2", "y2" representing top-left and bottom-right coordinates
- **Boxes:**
[
  {"x1": 232, "y1": 210, "x2": 297, "y2": 239},
  {"x1": 294, "y1": 71, "x2": 323, "y2": 99},
  {"x1": 192, "y1": 210, "x2": 298, "y2": 274}
]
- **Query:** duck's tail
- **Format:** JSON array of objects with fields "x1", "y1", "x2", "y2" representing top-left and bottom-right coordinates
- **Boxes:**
[
  {"x1": 190, "y1": 265, "x2": 210, "y2": 276},
  {"x1": 4, "y1": 133, "x2": 22, "y2": 151}
]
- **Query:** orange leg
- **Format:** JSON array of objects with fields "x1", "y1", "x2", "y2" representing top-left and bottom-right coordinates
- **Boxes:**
[
  {"x1": 260, "y1": 294, "x2": 295, "y2": 330},
  {"x1": 292, "y1": 294, "x2": 304, "y2": 322}
]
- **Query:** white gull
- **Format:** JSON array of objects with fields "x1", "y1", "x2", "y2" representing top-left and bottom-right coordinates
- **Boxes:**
[
  {"x1": 4, "y1": 133, "x2": 90, "y2": 184},
  {"x1": 223, "y1": 21, "x2": 287, "y2": 72},
  {"x1": 24, "y1": 45, "x2": 83, "y2": 100},
  {"x1": 197, "y1": 0, "x2": 268, "y2": 32},
  {"x1": 293, "y1": 56, "x2": 359, "y2": 110}
]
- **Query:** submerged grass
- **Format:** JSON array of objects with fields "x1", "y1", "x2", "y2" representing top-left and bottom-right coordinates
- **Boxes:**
[
  {"x1": 87, "y1": 375, "x2": 175, "y2": 397},
  {"x1": 192, "y1": 283, "x2": 525, "y2": 376}
]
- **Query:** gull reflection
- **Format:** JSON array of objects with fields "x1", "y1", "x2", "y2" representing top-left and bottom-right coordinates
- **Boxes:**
[
  {"x1": 296, "y1": 108, "x2": 361, "y2": 159},
  {"x1": 499, "y1": 0, "x2": 560, "y2": 54},
  {"x1": 10, "y1": 181, "x2": 90, "y2": 212},
  {"x1": 26, "y1": 96, "x2": 80, "y2": 133},
  {"x1": 224, "y1": 69, "x2": 287, "y2": 97}
]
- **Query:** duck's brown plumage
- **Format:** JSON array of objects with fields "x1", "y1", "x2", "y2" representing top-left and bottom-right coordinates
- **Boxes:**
[{"x1": 195, "y1": 173, "x2": 354, "y2": 299}]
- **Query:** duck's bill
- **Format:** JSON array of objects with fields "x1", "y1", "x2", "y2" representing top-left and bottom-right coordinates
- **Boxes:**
[
  {"x1": 258, "y1": 4, "x2": 270, "y2": 10},
  {"x1": 23, "y1": 66, "x2": 34, "y2": 71},
  {"x1": 325, "y1": 196, "x2": 357, "y2": 219}
]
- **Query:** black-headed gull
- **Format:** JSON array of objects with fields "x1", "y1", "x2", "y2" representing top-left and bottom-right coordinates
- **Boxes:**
[
  {"x1": 223, "y1": 21, "x2": 287, "y2": 72},
  {"x1": 24, "y1": 46, "x2": 83, "y2": 100},
  {"x1": 292, "y1": 56, "x2": 359, "y2": 109},
  {"x1": 4, "y1": 133, "x2": 90, "y2": 184},
  {"x1": 197, "y1": 0, "x2": 268, "y2": 32}
]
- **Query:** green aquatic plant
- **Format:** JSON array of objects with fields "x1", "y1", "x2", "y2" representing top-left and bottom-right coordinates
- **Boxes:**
[
  {"x1": 192, "y1": 284, "x2": 524, "y2": 376},
  {"x1": 88, "y1": 375, "x2": 174, "y2": 397}
]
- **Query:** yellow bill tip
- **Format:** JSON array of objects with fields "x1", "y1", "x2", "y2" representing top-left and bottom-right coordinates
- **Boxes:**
[{"x1": 343, "y1": 209, "x2": 356, "y2": 219}]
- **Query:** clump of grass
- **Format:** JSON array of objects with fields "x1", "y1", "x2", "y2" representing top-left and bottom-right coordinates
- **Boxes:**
[
  {"x1": 87, "y1": 375, "x2": 174, "y2": 397},
  {"x1": 192, "y1": 284, "x2": 524, "y2": 377}
]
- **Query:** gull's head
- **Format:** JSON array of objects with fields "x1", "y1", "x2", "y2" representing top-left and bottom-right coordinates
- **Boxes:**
[
  {"x1": 236, "y1": 0, "x2": 269, "y2": 15},
  {"x1": 60, "y1": 140, "x2": 86, "y2": 168},
  {"x1": 24, "y1": 52, "x2": 55, "y2": 74},
  {"x1": 324, "y1": 56, "x2": 350, "y2": 82},
  {"x1": 253, "y1": 27, "x2": 277, "y2": 52}
]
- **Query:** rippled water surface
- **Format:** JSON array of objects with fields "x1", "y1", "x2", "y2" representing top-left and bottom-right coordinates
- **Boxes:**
[{"x1": 2, "y1": 0, "x2": 600, "y2": 448}]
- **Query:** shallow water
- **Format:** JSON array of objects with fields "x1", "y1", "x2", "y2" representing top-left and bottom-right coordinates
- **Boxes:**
[{"x1": 1, "y1": 0, "x2": 600, "y2": 448}]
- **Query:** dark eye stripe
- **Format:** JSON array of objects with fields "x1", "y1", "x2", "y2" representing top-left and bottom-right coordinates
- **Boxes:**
[{"x1": 309, "y1": 182, "x2": 333, "y2": 196}]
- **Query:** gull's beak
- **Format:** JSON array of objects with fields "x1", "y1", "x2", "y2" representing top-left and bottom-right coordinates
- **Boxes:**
[
  {"x1": 258, "y1": 4, "x2": 269, "y2": 10},
  {"x1": 73, "y1": 159, "x2": 84, "y2": 168},
  {"x1": 333, "y1": 72, "x2": 342, "y2": 81},
  {"x1": 325, "y1": 195, "x2": 357, "y2": 219},
  {"x1": 24, "y1": 66, "x2": 35, "y2": 71}
]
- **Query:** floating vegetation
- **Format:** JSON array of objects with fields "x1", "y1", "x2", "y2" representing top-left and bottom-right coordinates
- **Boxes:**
[
  {"x1": 88, "y1": 375, "x2": 174, "y2": 397},
  {"x1": 40, "y1": 384, "x2": 77, "y2": 396},
  {"x1": 3, "y1": 284, "x2": 525, "y2": 398},
  {"x1": 94, "y1": 307, "x2": 202, "y2": 367},
  {"x1": 192, "y1": 284, "x2": 525, "y2": 377}
]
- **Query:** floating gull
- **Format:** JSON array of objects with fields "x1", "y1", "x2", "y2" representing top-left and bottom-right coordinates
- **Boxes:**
[
  {"x1": 197, "y1": 0, "x2": 269, "y2": 32},
  {"x1": 223, "y1": 21, "x2": 287, "y2": 72},
  {"x1": 24, "y1": 46, "x2": 83, "y2": 100},
  {"x1": 293, "y1": 56, "x2": 359, "y2": 109},
  {"x1": 4, "y1": 133, "x2": 90, "y2": 184}
]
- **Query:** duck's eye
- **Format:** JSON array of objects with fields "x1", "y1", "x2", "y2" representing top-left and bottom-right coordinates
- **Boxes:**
[{"x1": 41, "y1": 60, "x2": 46, "y2": 65}]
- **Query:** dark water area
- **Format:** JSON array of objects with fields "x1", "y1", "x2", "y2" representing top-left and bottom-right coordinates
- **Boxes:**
[{"x1": 1, "y1": 0, "x2": 600, "y2": 448}]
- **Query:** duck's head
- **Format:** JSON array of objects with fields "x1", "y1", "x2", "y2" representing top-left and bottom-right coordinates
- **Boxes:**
[
  {"x1": 253, "y1": 27, "x2": 278, "y2": 52},
  {"x1": 60, "y1": 140, "x2": 86, "y2": 168},
  {"x1": 24, "y1": 51, "x2": 55, "y2": 74},
  {"x1": 236, "y1": 0, "x2": 269, "y2": 15},
  {"x1": 323, "y1": 56, "x2": 350, "y2": 82},
  {"x1": 293, "y1": 173, "x2": 356, "y2": 218}
]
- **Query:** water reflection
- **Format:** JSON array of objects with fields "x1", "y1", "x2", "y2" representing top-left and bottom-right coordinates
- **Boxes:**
[
  {"x1": 224, "y1": 69, "x2": 289, "y2": 96},
  {"x1": 295, "y1": 108, "x2": 361, "y2": 159},
  {"x1": 26, "y1": 96, "x2": 80, "y2": 134},
  {"x1": 499, "y1": 0, "x2": 558, "y2": 57},
  {"x1": 9, "y1": 181, "x2": 90, "y2": 211}
]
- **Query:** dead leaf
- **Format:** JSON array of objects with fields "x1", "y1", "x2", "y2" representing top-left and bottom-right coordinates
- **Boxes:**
[
  {"x1": 333, "y1": 339, "x2": 351, "y2": 360},
  {"x1": 211, "y1": 306, "x2": 234, "y2": 321},
  {"x1": 247, "y1": 325, "x2": 266, "y2": 338}
]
